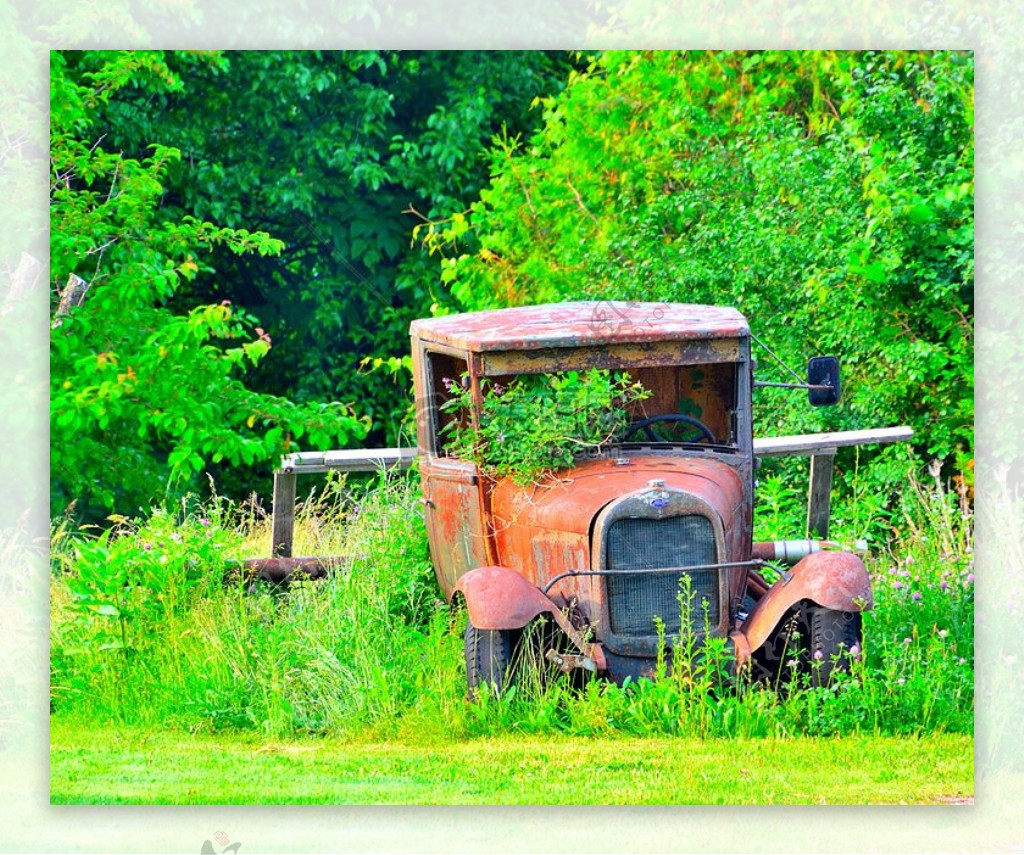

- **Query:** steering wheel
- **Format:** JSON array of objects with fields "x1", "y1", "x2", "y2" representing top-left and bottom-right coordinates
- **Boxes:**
[{"x1": 622, "y1": 413, "x2": 716, "y2": 444}]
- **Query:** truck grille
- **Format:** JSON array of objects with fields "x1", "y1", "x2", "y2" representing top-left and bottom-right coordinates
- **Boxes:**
[{"x1": 605, "y1": 515, "x2": 719, "y2": 637}]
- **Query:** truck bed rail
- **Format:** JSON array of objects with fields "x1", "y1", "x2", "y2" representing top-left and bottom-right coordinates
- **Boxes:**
[{"x1": 269, "y1": 427, "x2": 913, "y2": 557}]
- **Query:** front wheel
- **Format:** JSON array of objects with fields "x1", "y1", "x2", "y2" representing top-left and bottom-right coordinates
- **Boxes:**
[
  {"x1": 804, "y1": 604, "x2": 862, "y2": 687},
  {"x1": 464, "y1": 622, "x2": 516, "y2": 698}
]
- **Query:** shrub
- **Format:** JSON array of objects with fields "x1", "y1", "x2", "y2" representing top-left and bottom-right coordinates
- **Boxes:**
[
  {"x1": 50, "y1": 465, "x2": 972, "y2": 739},
  {"x1": 439, "y1": 369, "x2": 650, "y2": 484}
]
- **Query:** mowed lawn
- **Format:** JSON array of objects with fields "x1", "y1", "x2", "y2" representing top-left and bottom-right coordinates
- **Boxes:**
[{"x1": 50, "y1": 719, "x2": 972, "y2": 805}]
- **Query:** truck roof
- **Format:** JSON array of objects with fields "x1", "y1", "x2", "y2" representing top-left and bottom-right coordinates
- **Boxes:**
[{"x1": 410, "y1": 301, "x2": 749, "y2": 353}]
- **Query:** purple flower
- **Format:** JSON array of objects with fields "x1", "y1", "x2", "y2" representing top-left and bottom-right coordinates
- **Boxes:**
[
  {"x1": 893, "y1": 581, "x2": 903, "y2": 590},
  {"x1": 940, "y1": 580, "x2": 948, "y2": 590},
  {"x1": 912, "y1": 591, "x2": 921, "y2": 602},
  {"x1": 966, "y1": 574, "x2": 975, "y2": 584},
  {"x1": 849, "y1": 644, "x2": 861, "y2": 658},
  {"x1": 813, "y1": 650, "x2": 824, "y2": 661}
]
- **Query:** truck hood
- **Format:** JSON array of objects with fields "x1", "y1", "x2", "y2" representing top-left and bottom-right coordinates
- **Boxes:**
[{"x1": 490, "y1": 454, "x2": 746, "y2": 538}]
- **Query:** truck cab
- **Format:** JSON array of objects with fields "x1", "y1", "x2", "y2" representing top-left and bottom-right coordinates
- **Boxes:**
[{"x1": 410, "y1": 301, "x2": 870, "y2": 691}]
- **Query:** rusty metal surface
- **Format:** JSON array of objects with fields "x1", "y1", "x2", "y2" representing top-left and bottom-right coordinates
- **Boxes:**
[
  {"x1": 410, "y1": 301, "x2": 749, "y2": 353},
  {"x1": 224, "y1": 556, "x2": 346, "y2": 587},
  {"x1": 485, "y1": 455, "x2": 750, "y2": 657},
  {"x1": 454, "y1": 565, "x2": 606, "y2": 669},
  {"x1": 490, "y1": 456, "x2": 746, "y2": 589},
  {"x1": 454, "y1": 565, "x2": 559, "y2": 629},
  {"x1": 545, "y1": 649, "x2": 598, "y2": 674},
  {"x1": 738, "y1": 551, "x2": 873, "y2": 654},
  {"x1": 751, "y1": 540, "x2": 839, "y2": 563},
  {"x1": 479, "y1": 338, "x2": 741, "y2": 376},
  {"x1": 420, "y1": 456, "x2": 492, "y2": 599},
  {"x1": 491, "y1": 454, "x2": 746, "y2": 543}
]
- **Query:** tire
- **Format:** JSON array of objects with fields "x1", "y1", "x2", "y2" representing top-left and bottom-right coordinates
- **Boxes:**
[
  {"x1": 464, "y1": 622, "x2": 516, "y2": 698},
  {"x1": 749, "y1": 607, "x2": 802, "y2": 689},
  {"x1": 804, "y1": 604, "x2": 862, "y2": 687}
]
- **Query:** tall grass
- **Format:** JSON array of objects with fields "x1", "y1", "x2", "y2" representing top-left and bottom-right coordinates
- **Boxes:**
[{"x1": 50, "y1": 467, "x2": 973, "y2": 741}]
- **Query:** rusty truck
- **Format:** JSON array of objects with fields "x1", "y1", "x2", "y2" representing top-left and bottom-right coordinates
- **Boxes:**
[{"x1": 266, "y1": 301, "x2": 912, "y2": 694}]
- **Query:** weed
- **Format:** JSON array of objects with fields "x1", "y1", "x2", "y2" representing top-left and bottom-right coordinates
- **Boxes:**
[
  {"x1": 51, "y1": 465, "x2": 973, "y2": 740},
  {"x1": 440, "y1": 369, "x2": 650, "y2": 484}
]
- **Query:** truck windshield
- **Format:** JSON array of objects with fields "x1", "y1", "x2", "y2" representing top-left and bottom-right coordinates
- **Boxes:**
[{"x1": 436, "y1": 362, "x2": 739, "y2": 462}]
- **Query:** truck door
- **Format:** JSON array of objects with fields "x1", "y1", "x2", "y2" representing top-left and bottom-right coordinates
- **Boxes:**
[{"x1": 420, "y1": 455, "x2": 491, "y2": 598}]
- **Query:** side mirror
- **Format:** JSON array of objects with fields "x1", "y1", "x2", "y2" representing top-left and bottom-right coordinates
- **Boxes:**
[{"x1": 808, "y1": 356, "x2": 841, "y2": 406}]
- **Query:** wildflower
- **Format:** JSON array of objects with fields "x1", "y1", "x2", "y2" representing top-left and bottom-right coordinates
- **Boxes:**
[
  {"x1": 849, "y1": 644, "x2": 861, "y2": 658},
  {"x1": 940, "y1": 580, "x2": 948, "y2": 590},
  {"x1": 912, "y1": 592, "x2": 921, "y2": 602},
  {"x1": 938, "y1": 629, "x2": 948, "y2": 639},
  {"x1": 898, "y1": 677, "x2": 906, "y2": 685},
  {"x1": 959, "y1": 658, "x2": 966, "y2": 665},
  {"x1": 887, "y1": 567, "x2": 898, "y2": 575},
  {"x1": 893, "y1": 581, "x2": 903, "y2": 590},
  {"x1": 966, "y1": 573, "x2": 975, "y2": 584},
  {"x1": 899, "y1": 568, "x2": 911, "y2": 578},
  {"x1": 813, "y1": 650, "x2": 824, "y2": 661},
  {"x1": 786, "y1": 659, "x2": 797, "y2": 668},
  {"x1": 200, "y1": 518, "x2": 211, "y2": 527},
  {"x1": 903, "y1": 637, "x2": 912, "y2": 645}
]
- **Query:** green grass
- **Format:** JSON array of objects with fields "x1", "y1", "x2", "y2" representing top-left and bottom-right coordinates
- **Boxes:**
[
  {"x1": 49, "y1": 718, "x2": 973, "y2": 805},
  {"x1": 48, "y1": 469, "x2": 975, "y2": 743}
]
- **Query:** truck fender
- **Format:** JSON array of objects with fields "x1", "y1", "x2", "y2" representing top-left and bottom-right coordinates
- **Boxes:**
[
  {"x1": 454, "y1": 566, "x2": 608, "y2": 672},
  {"x1": 739, "y1": 551, "x2": 873, "y2": 657},
  {"x1": 454, "y1": 566, "x2": 561, "y2": 631}
]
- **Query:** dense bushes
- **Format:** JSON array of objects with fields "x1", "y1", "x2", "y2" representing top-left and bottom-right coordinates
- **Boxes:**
[
  {"x1": 48, "y1": 51, "x2": 975, "y2": 742},
  {"x1": 419, "y1": 50, "x2": 973, "y2": 499},
  {"x1": 49, "y1": 50, "x2": 573, "y2": 520},
  {"x1": 50, "y1": 473, "x2": 973, "y2": 739}
]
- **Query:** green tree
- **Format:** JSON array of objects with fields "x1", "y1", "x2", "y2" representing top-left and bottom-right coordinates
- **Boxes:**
[
  {"x1": 421, "y1": 50, "x2": 973, "y2": 484},
  {"x1": 91, "y1": 50, "x2": 574, "y2": 446},
  {"x1": 50, "y1": 51, "x2": 369, "y2": 520}
]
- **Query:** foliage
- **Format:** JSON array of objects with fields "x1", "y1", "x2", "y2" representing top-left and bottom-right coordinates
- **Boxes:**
[
  {"x1": 50, "y1": 475, "x2": 444, "y2": 735},
  {"x1": 439, "y1": 369, "x2": 650, "y2": 484},
  {"x1": 50, "y1": 504, "x2": 237, "y2": 656},
  {"x1": 418, "y1": 50, "x2": 974, "y2": 490},
  {"x1": 50, "y1": 469, "x2": 973, "y2": 739},
  {"x1": 50, "y1": 51, "x2": 369, "y2": 519},
  {"x1": 85, "y1": 50, "x2": 574, "y2": 452}
]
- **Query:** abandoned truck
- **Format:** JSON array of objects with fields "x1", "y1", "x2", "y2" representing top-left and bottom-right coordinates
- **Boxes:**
[
  {"x1": 266, "y1": 300, "x2": 912, "y2": 694},
  {"x1": 407, "y1": 300, "x2": 888, "y2": 693}
]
